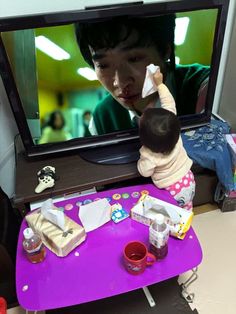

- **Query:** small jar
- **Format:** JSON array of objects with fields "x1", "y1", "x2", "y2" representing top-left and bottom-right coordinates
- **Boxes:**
[
  {"x1": 23, "y1": 228, "x2": 46, "y2": 263},
  {"x1": 149, "y1": 214, "x2": 169, "y2": 260}
]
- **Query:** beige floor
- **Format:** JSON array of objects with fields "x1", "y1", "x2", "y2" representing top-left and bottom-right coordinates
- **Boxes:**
[
  {"x1": 9, "y1": 203, "x2": 235, "y2": 314},
  {"x1": 179, "y1": 205, "x2": 236, "y2": 314}
]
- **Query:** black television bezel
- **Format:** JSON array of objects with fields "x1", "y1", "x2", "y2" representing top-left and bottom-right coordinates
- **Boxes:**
[{"x1": 0, "y1": 0, "x2": 230, "y2": 161}]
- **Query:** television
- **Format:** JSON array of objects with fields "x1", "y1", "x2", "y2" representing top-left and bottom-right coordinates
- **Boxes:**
[{"x1": 0, "y1": 0, "x2": 230, "y2": 164}]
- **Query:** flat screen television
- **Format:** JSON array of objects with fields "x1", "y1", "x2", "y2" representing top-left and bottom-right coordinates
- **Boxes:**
[{"x1": 0, "y1": 0, "x2": 230, "y2": 164}]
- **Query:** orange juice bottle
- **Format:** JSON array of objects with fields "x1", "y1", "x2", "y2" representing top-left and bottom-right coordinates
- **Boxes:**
[{"x1": 23, "y1": 228, "x2": 46, "y2": 263}]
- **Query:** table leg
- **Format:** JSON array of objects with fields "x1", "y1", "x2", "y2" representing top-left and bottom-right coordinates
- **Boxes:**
[
  {"x1": 180, "y1": 267, "x2": 198, "y2": 303},
  {"x1": 142, "y1": 286, "x2": 156, "y2": 307}
]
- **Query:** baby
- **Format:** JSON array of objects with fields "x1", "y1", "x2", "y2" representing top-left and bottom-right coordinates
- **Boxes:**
[{"x1": 138, "y1": 69, "x2": 195, "y2": 210}]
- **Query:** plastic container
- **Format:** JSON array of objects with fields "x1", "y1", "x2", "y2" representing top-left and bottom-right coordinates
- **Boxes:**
[
  {"x1": 149, "y1": 214, "x2": 169, "y2": 260},
  {"x1": 0, "y1": 297, "x2": 7, "y2": 314},
  {"x1": 23, "y1": 228, "x2": 46, "y2": 263}
]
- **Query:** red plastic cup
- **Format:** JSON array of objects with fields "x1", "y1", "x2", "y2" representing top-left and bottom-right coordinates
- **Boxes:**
[
  {"x1": 123, "y1": 241, "x2": 156, "y2": 275},
  {"x1": 0, "y1": 297, "x2": 6, "y2": 314}
]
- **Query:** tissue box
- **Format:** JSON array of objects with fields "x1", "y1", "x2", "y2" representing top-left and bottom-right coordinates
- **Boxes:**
[
  {"x1": 131, "y1": 194, "x2": 193, "y2": 240},
  {"x1": 26, "y1": 210, "x2": 86, "y2": 257}
]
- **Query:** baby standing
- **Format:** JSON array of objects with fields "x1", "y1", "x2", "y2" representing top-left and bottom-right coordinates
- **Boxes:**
[{"x1": 137, "y1": 69, "x2": 195, "y2": 210}]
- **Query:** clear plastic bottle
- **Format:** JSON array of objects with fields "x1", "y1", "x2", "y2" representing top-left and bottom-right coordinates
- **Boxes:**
[
  {"x1": 149, "y1": 214, "x2": 169, "y2": 260},
  {"x1": 23, "y1": 228, "x2": 46, "y2": 263}
]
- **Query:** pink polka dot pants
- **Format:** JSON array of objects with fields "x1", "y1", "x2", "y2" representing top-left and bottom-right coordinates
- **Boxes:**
[{"x1": 166, "y1": 170, "x2": 196, "y2": 210}]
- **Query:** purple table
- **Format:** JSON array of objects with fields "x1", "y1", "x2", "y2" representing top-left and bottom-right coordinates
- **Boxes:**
[{"x1": 16, "y1": 184, "x2": 202, "y2": 311}]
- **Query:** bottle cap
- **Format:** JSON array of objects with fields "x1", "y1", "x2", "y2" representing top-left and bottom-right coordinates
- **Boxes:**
[
  {"x1": 155, "y1": 213, "x2": 165, "y2": 225},
  {"x1": 23, "y1": 227, "x2": 34, "y2": 239}
]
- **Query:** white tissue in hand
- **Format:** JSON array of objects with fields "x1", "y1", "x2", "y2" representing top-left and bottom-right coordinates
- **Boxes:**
[
  {"x1": 41, "y1": 199, "x2": 65, "y2": 231},
  {"x1": 142, "y1": 64, "x2": 160, "y2": 98}
]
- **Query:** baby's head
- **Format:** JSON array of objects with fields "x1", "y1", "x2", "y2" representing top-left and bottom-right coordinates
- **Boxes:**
[{"x1": 139, "y1": 108, "x2": 180, "y2": 154}]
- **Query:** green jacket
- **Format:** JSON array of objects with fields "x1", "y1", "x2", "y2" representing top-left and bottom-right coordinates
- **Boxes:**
[{"x1": 93, "y1": 64, "x2": 210, "y2": 135}]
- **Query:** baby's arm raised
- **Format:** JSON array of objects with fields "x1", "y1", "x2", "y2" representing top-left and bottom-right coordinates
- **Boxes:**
[{"x1": 153, "y1": 71, "x2": 176, "y2": 114}]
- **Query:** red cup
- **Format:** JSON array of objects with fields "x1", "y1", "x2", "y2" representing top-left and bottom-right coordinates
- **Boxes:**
[
  {"x1": 0, "y1": 297, "x2": 6, "y2": 314},
  {"x1": 123, "y1": 241, "x2": 156, "y2": 275}
]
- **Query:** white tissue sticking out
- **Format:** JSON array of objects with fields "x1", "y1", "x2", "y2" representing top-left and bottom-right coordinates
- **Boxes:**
[
  {"x1": 143, "y1": 197, "x2": 180, "y2": 224},
  {"x1": 142, "y1": 64, "x2": 160, "y2": 98},
  {"x1": 41, "y1": 199, "x2": 65, "y2": 231}
]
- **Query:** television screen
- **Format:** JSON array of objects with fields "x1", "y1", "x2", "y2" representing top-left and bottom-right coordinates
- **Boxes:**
[{"x1": 0, "y1": 0, "x2": 229, "y2": 164}]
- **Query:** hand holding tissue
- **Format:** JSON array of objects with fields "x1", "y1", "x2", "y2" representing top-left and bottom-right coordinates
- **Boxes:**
[
  {"x1": 142, "y1": 64, "x2": 160, "y2": 98},
  {"x1": 26, "y1": 199, "x2": 86, "y2": 257}
]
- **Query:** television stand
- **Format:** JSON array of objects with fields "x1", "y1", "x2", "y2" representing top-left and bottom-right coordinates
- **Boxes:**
[
  {"x1": 14, "y1": 150, "x2": 140, "y2": 215},
  {"x1": 79, "y1": 140, "x2": 141, "y2": 165},
  {"x1": 14, "y1": 151, "x2": 218, "y2": 215}
]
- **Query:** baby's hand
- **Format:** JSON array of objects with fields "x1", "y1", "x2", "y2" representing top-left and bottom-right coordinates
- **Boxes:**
[{"x1": 153, "y1": 69, "x2": 163, "y2": 87}]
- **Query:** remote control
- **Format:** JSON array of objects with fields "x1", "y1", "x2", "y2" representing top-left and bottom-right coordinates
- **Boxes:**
[
  {"x1": 35, "y1": 166, "x2": 56, "y2": 193},
  {"x1": 37, "y1": 166, "x2": 56, "y2": 178},
  {"x1": 35, "y1": 175, "x2": 55, "y2": 193}
]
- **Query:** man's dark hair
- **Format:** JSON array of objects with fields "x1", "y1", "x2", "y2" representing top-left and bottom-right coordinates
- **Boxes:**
[
  {"x1": 75, "y1": 14, "x2": 176, "y2": 70},
  {"x1": 139, "y1": 108, "x2": 180, "y2": 154}
]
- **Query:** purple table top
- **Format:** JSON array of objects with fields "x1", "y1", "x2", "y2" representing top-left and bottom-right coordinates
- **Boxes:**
[{"x1": 16, "y1": 184, "x2": 202, "y2": 311}]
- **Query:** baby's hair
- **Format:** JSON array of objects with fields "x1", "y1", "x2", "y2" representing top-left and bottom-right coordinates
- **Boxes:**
[{"x1": 139, "y1": 108, "x2": 180, "y2": 154}]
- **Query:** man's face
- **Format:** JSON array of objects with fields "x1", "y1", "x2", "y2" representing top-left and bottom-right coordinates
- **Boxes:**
[{"x1": 90, "y1": 32, "x2": 165, "y2": 114}]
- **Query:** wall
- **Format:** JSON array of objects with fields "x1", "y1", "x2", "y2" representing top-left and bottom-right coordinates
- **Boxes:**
[
  {"x1": 0, "y1": 0, "x2": 235, "y2": 197},
  {"x1": 0, "y1": 78, "x2": 18, "y2": 196},
  {"x1": 218, "y1": 6, "x2": 236, "y2": 130},
  {"x1": 0, "y1": 0, "x2": 141, "y2": 17},
  {"x1": 212, "y1": 0, "x2": 236, "y2": 116}
]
